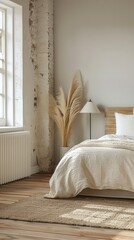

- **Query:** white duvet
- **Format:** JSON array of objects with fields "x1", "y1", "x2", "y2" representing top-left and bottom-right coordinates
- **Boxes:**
[{"x1": 45, "y1": 135, "x2": 134, "y2": 198}]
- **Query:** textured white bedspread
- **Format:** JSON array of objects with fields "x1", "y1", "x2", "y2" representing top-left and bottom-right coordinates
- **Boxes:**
[{"x1": 45, "y1": 135, "x2": 134, "y2": 198}]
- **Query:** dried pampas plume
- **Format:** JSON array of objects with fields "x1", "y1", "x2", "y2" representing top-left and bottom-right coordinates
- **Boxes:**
[{"x1": 49, "y1": 71, "x2": 83, "y2": 147}]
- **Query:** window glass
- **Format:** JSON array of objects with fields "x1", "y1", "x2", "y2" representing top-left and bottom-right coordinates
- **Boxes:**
[
  {"x1": 0, "y1": 73, "x2": 2, "y2": 93},
  {"x1": 0, "y1": 1, "x2": 23, "y2": 129},
  {"x1": 0, "y1": 11, "x2": 2, "y2": 28},
  {"x1": 0, "y1": 95, "x2": 3, "y2": 118},
  {"x1": 0, "y1": 8, "x2": 4, "y2": 124},
  {"x1": 0, "y1": 59, "x2": 2, "y2": 68}
]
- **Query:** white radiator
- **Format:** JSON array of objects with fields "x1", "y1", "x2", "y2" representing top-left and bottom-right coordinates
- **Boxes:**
[{"x1": 0, "y1": 131, "x2": 31, "y2": 184}]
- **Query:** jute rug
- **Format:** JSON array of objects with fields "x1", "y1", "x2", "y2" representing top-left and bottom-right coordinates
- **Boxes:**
[{"x1": 0, "y1": 194, "x2": 134, "y2": 230}]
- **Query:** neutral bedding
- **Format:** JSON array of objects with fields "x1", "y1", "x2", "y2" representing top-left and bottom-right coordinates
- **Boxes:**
[{"x1": 45, "y1": 134, "x2": 134, "y2": 198}]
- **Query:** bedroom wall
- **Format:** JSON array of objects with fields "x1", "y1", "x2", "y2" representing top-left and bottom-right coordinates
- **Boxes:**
[
  {"x1": 10, "y1": 0, "x2": 54, "y2": 173},
  {"x1": 54, "y1": 0, "x2": 134, "y2": 160},
  {"x1": 11, "y1": 0, "x2": 37, "y2": 171},
  {"x1": 29, "y1": 0, "x2": 54, "y2": 172}
]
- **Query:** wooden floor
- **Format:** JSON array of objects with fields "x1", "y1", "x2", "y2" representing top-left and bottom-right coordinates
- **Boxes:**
[{"x1": 0, "y1": 173, "x2": 134, "y2": 240}]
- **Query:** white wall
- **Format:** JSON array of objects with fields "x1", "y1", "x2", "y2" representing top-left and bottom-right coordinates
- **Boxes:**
[
  {"x1": 11, "y1": 0, "x2": 36, "y2": 171},
  {"x1": 54, "y1": 0, "x2": 134, "y2": 153},
  {"x1": 11, "y1": 0, "x2": 34, "y2": 131},
  {"x1": 11, "y1": 0, "x2": 54, "y2": 172}
]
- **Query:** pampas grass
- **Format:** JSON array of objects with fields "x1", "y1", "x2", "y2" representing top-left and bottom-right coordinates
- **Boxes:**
[{"x1": 49, "y1": 71, "x2": 83, "y2": 147}]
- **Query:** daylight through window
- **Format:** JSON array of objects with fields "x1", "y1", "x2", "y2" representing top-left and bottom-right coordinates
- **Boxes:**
[{"x1": 0, "y1": 0, "x2": 23, "y2": 130}]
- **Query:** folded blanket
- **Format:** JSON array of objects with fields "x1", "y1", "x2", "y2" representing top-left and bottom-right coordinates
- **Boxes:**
[{"x1": 70, "y1": 138, "x2": 134, "y2": 152}]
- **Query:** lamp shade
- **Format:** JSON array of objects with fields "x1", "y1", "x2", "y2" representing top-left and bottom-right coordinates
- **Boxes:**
[{"x1": 80, "y1": 100, "x2": 100, "y2": 114}]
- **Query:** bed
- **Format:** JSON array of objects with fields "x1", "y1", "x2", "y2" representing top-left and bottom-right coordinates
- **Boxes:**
[{"x1": 45, "y1": 107, "x2": 134, "y2": 199}]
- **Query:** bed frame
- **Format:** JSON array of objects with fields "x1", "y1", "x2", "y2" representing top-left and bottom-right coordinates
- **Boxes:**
[
  {"x1": 80, "y1": 107, "x2": 134, "y2": 199},
  {"x1": 105, "y1": 107, "x2": 134, "y2": 134}
]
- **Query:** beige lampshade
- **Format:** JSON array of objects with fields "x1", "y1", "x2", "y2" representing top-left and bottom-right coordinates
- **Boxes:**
[{"x1": 80, "y1": 100, "x2": 100, "y2": 114}]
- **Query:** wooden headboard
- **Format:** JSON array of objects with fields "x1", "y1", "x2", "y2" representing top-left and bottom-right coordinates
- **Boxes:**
[{"x1": 105, "y1": 107, "x2": 134, "y2": 134}]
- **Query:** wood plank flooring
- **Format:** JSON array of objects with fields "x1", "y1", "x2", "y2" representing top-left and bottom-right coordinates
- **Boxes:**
[{"x1": 0, "y1": 173, "x2": 134, "y2": 240}]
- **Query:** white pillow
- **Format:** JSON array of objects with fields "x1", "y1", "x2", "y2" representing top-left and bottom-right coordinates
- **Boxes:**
[{"x1": 115, "y1": 112, "x2": 134, "y2": 136}]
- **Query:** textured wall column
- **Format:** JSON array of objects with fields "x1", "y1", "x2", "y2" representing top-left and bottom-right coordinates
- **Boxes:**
[{"x1": 29, "y1": 0, "x2": 54, "y2": 171}]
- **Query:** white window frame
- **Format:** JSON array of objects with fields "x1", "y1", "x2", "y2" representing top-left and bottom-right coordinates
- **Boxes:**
[{"x1": 0, "y1": 0, "x2": 23, "y2": 132}]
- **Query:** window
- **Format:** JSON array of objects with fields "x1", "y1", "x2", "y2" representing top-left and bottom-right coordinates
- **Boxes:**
[
  {"x1": 0, "y1": 0, "x2": 23, "y2": 131},
  {"x1": 0, "y1": 8, "x2": 5, "y2": 125}
]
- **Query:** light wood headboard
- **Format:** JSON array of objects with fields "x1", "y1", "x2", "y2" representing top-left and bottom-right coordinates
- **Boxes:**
[{"x1": 105, "y1": 107, "x2": 134, "y2": 134}]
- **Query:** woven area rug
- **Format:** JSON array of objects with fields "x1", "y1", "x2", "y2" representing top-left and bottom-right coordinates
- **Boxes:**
[{"x1": 0, "y1": 195, "x2": 134, "y2": 230}]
